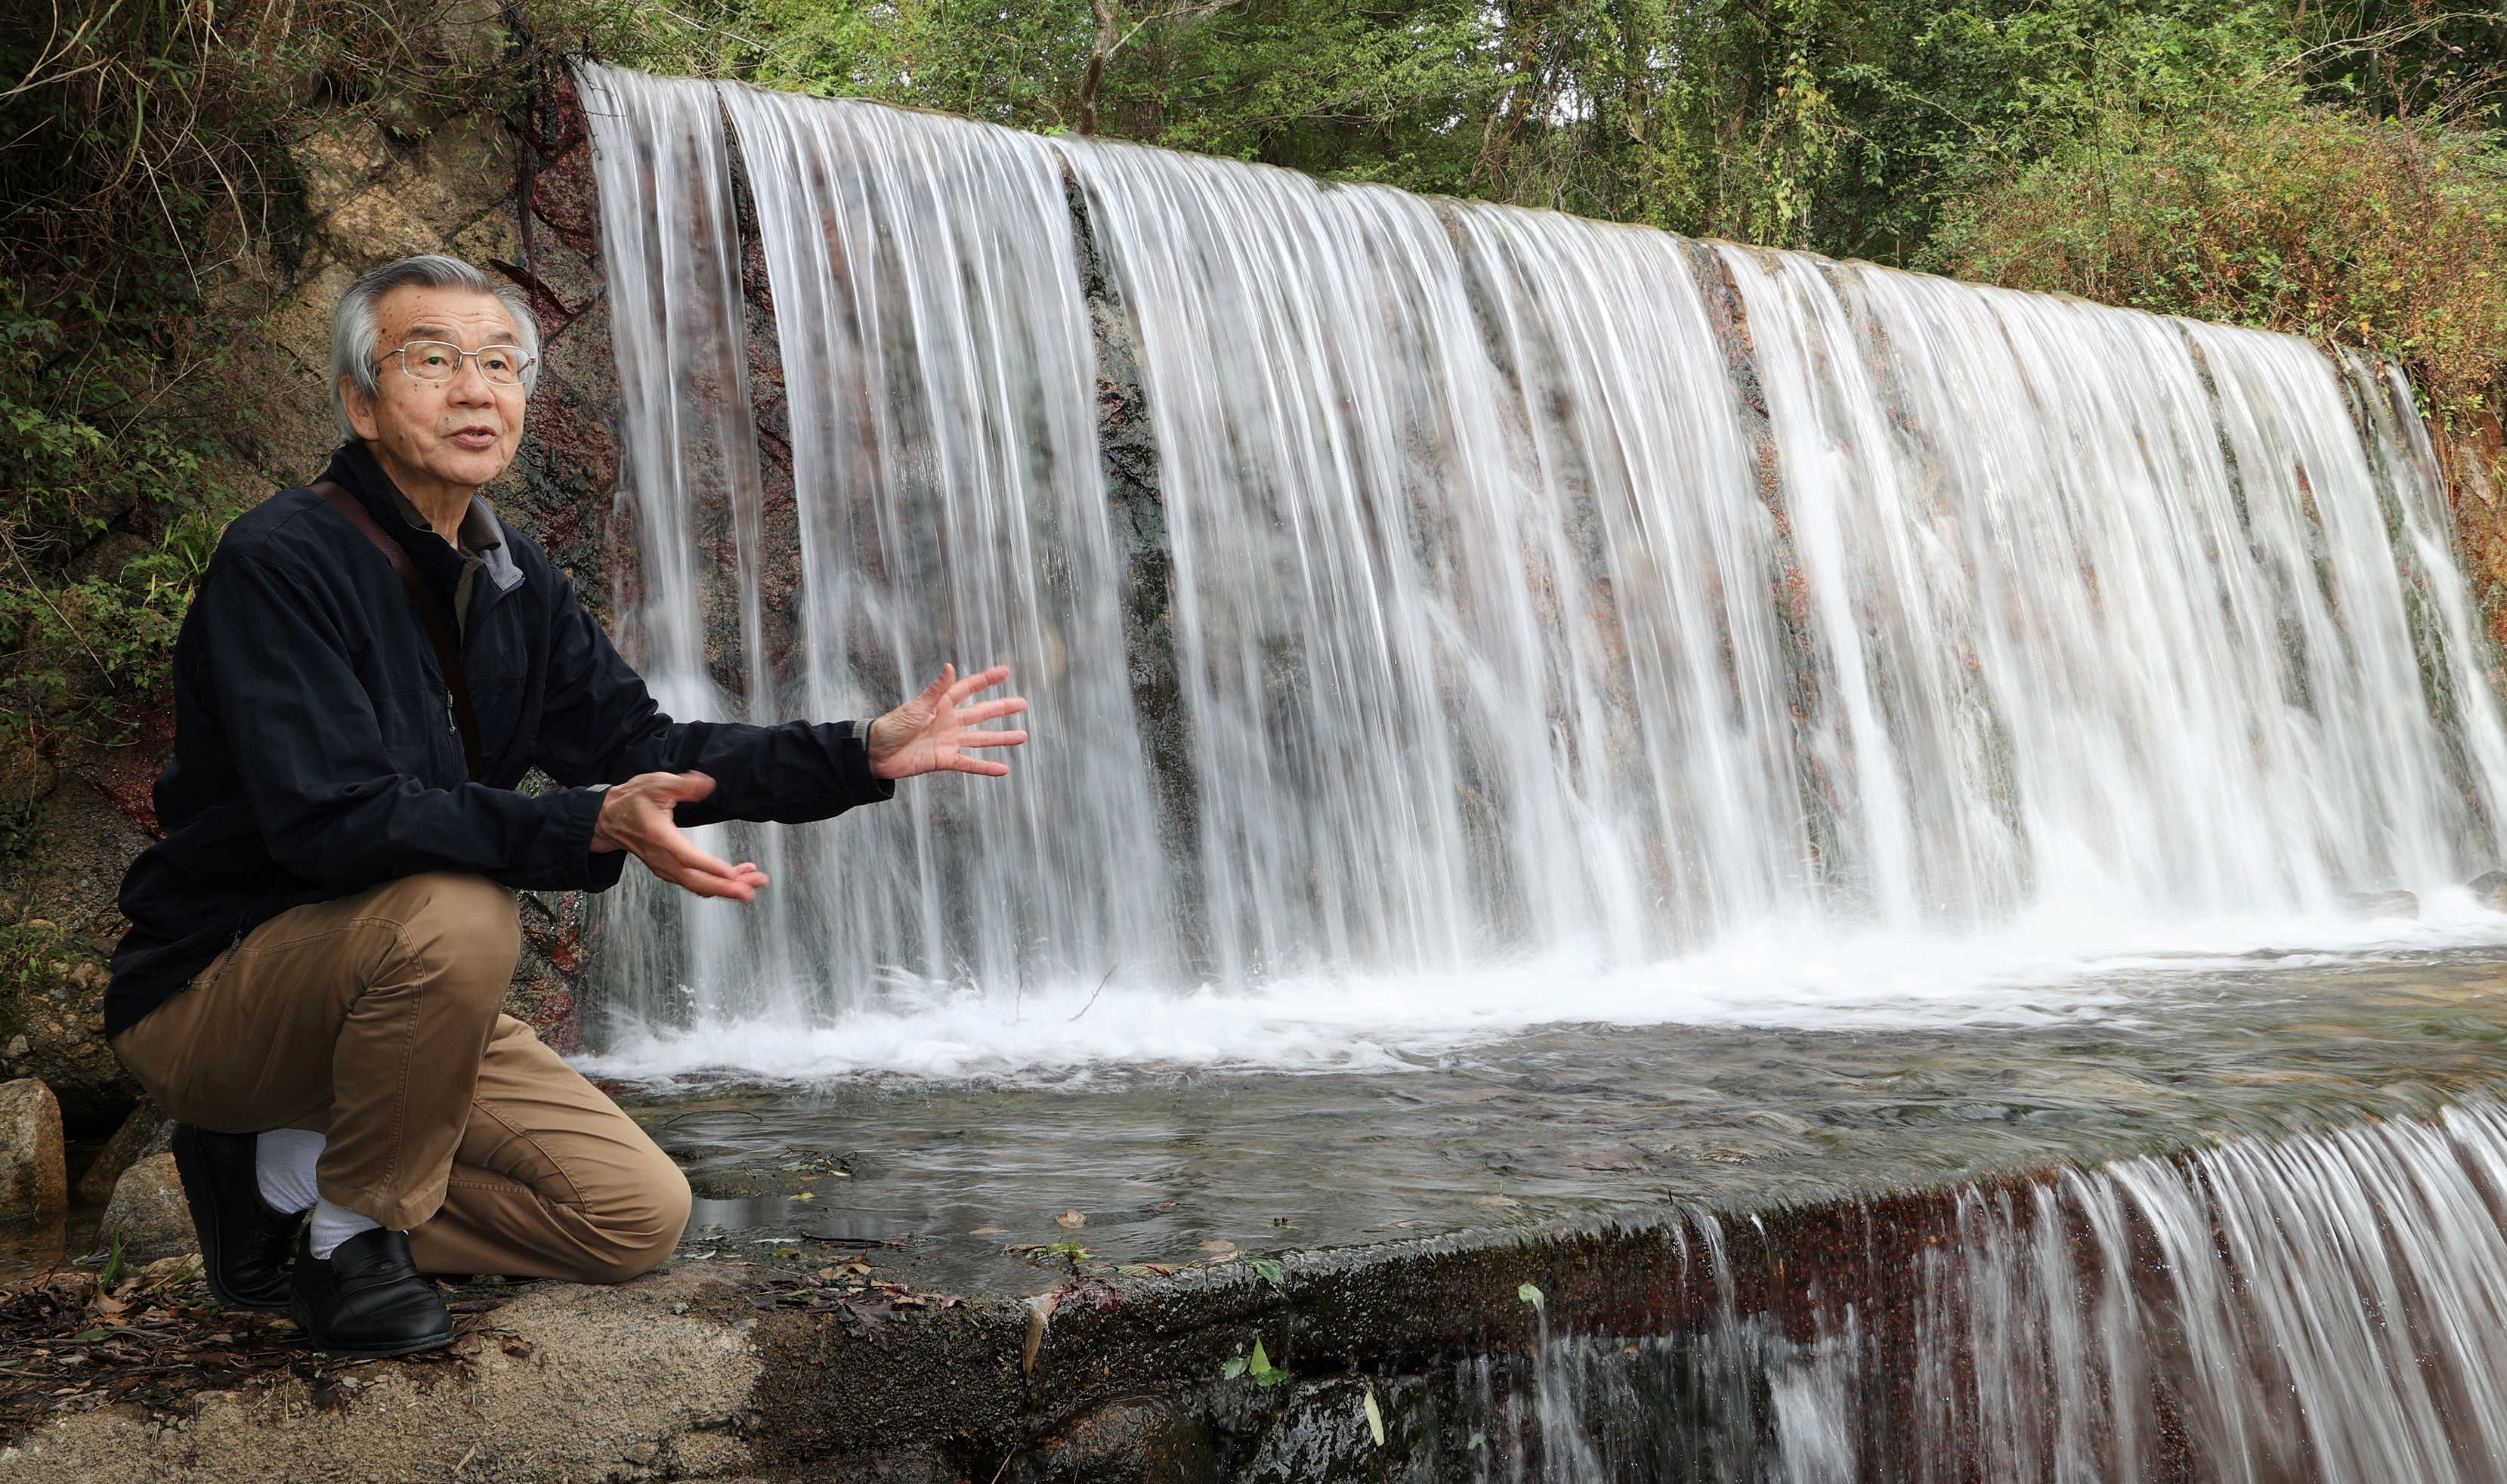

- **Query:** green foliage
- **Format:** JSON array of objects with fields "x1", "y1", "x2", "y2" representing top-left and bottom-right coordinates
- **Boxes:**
[
  {"x1": 0, "y1": 290, "x2": 244, "y2": 740},
  {"x1": 1934, "y1": 95, "x2": 2507, "y2": 425},
  {"x1": 0, "y1": 798, "x2": 45, "y2": 861},
  {"x1": 1220, "y1": 1334, "x2": 1289, "y2": 1384}
]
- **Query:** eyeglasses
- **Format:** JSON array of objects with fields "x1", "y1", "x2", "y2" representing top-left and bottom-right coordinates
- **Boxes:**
[{"x1": 376, "y1": 340, "x2": 534, "y2": 387}]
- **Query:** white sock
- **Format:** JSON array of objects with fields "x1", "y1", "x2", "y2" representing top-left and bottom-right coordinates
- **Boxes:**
[
  {"x1": 307, "y1": 1198, "x2": 384, "y2": 1260},
  {"x1": 255, "y1": 1128, "x2": 324, "y2": 1214}
]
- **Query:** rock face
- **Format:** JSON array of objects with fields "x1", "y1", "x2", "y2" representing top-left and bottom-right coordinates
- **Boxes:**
[
  {"x1": 97, "y1": 1152, "x2": 196, "y2": 1257},
  {"x1": 0, "y1": 1077, "x2": 67, "y2": 1215}
]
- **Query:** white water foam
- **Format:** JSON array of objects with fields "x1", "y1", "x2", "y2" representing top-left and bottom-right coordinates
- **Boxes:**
[{"x1": 577, "y1": 897, "x2": 2507, "y2": 1084}]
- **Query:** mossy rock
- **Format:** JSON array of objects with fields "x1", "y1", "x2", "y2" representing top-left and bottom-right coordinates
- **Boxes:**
[{"x1": 0, "y1": 928, "x2": 142, "y2": 1134}]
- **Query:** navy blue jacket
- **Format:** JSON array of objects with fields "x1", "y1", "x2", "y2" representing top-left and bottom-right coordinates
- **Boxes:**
[{"x1": 107, "y1": 443, "x2": 891, "y2": 1035}]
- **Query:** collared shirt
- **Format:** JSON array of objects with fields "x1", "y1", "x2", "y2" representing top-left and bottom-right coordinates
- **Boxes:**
[{"x1": 380, "y1": 485, "x2": 505, "y2": 640}]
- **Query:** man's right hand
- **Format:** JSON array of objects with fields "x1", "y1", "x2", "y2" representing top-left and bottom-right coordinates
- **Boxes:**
[{"x1": 589, "y1": 771, "x2": 769, "y2": 901}]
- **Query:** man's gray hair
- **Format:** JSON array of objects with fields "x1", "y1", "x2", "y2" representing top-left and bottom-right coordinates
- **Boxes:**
[{"x1": 329, "y1": 255, "x2": 541, "y2": 438}]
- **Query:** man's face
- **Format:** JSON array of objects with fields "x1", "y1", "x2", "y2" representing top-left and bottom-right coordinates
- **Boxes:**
[{"x1": 339, "y1": 284, "x2": 528, "y2": 495}]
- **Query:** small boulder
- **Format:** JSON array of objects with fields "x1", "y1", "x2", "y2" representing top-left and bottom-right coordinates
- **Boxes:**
[
  {"x1": 0, "y1": 1077, "x2": 66, "y2": 1214},
  {"x1": 2471, "y1": 870, "x2": 2507, "y2": 910},
  {"x1": 77, "y1": 1101, "x2": 172, "y2": 1207},
  {"x1": 98, "y1": 1151, "x2": 196, "y2": 1257}
]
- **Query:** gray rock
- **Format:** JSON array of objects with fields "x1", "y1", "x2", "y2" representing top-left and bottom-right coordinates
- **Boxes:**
[
  {"x1": 0, "y1": 1077, "x2": 66, "y2": 1214},
  {"x1": 2343, "y1": 889, "x2": 2421, "y2": 920},
  {"x1": 2471, "y1": 870, "x2": 2507, "y2": 909},
  {"x1": 77, "y1": 1101, "x2": 172, "y2": 1207},
  {"x1": 97, "y1": 1151, "x2": 196, "y2": 1257}
]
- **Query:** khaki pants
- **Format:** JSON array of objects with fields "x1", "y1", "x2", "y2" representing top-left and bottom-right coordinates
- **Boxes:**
[{"x1": 111, "y1": 873, "x2": 690, "y2": 1282}]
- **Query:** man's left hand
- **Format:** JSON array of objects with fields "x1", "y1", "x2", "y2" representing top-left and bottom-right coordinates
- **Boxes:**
[{"x1": 868, "y1": 664, "x2": 1030, "y2": 781}]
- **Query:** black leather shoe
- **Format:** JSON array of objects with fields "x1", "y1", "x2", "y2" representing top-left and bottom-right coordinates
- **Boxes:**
[
  {"x1": 289, "y1": 1226, "x2": 453, "y2": 1359},
  {"x1": 167, "y1": 1124, "x2": 301, "y2": 1310}
]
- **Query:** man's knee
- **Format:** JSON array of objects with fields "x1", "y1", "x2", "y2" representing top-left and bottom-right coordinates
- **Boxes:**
[
  {"x1": 364, "y1": 872, "x2": 521, "y2": 1000},
  {"x1": 581, "y1": 1159, "x2": 693, "y2": 1283}
]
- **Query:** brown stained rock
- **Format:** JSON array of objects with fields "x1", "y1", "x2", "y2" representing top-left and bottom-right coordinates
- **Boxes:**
[
  {"x1": 0, "y1": 1080, "x2": 66, "y2": 1216},
  {"x1": 96, "y1": 1153, "x2": 194, "y2": 1257},
  {"x1": 77, "y1": 1103, "x2": 171, "y2": 1209}
]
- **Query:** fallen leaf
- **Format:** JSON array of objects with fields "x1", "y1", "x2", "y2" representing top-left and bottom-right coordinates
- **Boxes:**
[
  {"x1": 971, "y1": 1227, "x2": 1007, "y2": 1235},
  {"x1": 1197, "y1": 1239, "x2": 1236, "y2": 1252},
  {"x1": 1055, "y1": 1210, "x2": 1087, "y2": 1229},
  {"x1": 1022, "y1": 1292, "x2": 1061, "y2": 1376},
  {"x1": 499, "y1": 1335, "x2": 535, "y2": 1359}
]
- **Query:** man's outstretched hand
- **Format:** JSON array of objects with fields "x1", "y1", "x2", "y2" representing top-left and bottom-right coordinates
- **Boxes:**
[
  {"x1": 595, "y1": 666, "x2": 1025, "y2": 901},
  {"x1": 867, "y1": 663, "x2": 1029, "y2": 781},
  {"x1": 590, "y1": 771, "x2": 768, "y2": 901}
]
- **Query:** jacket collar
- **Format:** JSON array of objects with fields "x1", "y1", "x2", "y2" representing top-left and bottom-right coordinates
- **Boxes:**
[{"x1": 320, "y1": 441, "x2": 524, "y2": 597}]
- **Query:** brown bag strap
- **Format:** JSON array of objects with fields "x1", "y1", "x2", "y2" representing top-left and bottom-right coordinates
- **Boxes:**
[{"x1": 314, "y1": 479, "x2": 484, "y2": 783}]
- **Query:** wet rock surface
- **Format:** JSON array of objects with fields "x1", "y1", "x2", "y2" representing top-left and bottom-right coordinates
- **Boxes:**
[
  {"x1": 621, "y1": 948, "x2": 2507, "y2": 1299},
  {"x1": 0, "y1": 1078, "x2": 66, "y2": 1216}
]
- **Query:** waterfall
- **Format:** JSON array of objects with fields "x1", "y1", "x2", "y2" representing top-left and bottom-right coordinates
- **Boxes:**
[
  {"x1": 1474, "y1": 1101, "x2": 2507, "y2": 1482},
  {"x1": 571, "y1": 63, "x2": 2507, "y2": 1071}
]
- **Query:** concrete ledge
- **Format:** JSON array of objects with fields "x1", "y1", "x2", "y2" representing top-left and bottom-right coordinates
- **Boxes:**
[{"x1": 0, "y1": 1174, "x2": 2037, "y2": 1484}]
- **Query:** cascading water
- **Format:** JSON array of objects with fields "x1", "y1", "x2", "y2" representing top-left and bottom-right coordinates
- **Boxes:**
[
  {"x1": 571, "y1": 62, "x2": 2507, "y2": 1074},
  {"x1": 1474, "y1": 1101, "x2": 2507, "y2": 1483}
]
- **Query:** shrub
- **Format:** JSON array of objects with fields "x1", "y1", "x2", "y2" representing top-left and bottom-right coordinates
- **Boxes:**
[{"x1": 1933, "y1": 104, "x2": 2507, "y2": 425}]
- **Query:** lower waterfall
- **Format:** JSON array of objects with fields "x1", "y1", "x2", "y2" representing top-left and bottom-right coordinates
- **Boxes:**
[{"x1": 1471, "y1": 1101, "x2": 2507, "y2": 1483}]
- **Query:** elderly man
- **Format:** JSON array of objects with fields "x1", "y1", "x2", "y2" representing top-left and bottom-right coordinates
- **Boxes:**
[{"x1": 104, "y1": 254, "x2": 1026, "y2": 1357}]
